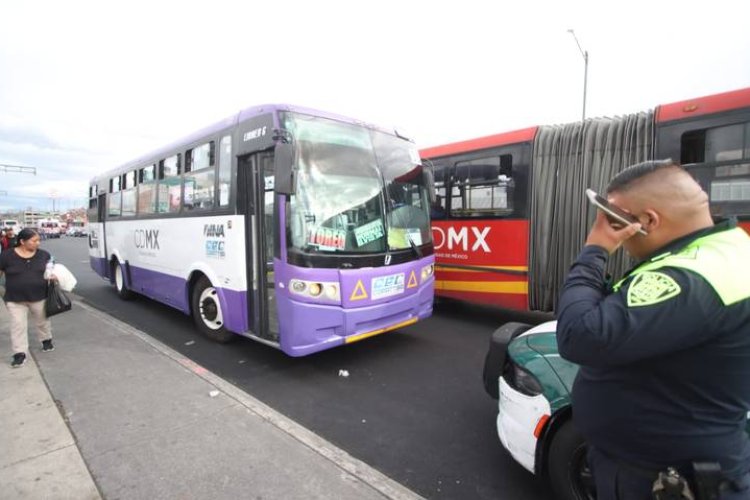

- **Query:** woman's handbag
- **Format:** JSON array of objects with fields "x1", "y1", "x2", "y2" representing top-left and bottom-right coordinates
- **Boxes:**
[{"x1": 45, "y1": 280, "x2": 72, "y2": 317}]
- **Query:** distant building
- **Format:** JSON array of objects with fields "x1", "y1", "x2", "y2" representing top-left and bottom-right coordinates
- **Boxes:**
[{"x1": 23, "y1": 210, "x2": 59, "y2": 228}]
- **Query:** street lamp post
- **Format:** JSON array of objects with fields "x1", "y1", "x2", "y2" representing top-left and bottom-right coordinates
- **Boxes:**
[{"x1": 567, "y1": 29, "x2": 589, "y2": 121}]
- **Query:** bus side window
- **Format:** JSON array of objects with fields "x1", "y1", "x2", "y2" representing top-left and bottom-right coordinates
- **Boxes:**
[
  {"x1": 138, "y1": 164, "x2": 157, "y2": 214},
  {"x1": 218, "y1": 135, "x2": 232, "y2": 207},
  {"x1": 158, "y1": 154, "x2": 181, "y2": 214},
  {"x1": 682, "y1": 121, "x2": 750, "y2": 217},
  {"x1": 108, "y1": 176, "x2": 122, "y2": 218},
  {"x1": 451, "y1": 154, "x2": 514, "y2": 217},
  {"x1": 183, "y1": 142, "x2": 216, "y2": 211},
  {"x1": 431, "y1": 163, "x2": 448, "y2": 219},
  {"x1": 122, "y1": 170, "x2": 137, "y2": 217}
]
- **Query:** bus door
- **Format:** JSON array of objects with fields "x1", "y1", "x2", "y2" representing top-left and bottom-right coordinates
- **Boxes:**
[
  {"x1": 237, "y1": 152, "x2": 278, "y2": 341},
  {"x1": 91, "y1": 192, "x2": 109, "y2": 277}
]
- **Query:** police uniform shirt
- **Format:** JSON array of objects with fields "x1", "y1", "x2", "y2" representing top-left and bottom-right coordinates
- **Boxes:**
[{"x1": 556, "y1": 219, "x2": 750, "y2": 480}]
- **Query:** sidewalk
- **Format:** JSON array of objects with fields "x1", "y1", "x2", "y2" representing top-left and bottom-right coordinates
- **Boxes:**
[{"x1": 0, "y1": 297, "x2": 423, "y2": 500}]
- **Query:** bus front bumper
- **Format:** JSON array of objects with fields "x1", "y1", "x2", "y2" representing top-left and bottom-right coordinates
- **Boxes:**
[{"x1": 278, "y1": 281, "x2": 434, "y2": 356}]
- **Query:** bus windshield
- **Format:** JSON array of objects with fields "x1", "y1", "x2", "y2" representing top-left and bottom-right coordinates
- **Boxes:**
[{"x1": 284, "y1": 112, "x2": 431, "y2": 256}]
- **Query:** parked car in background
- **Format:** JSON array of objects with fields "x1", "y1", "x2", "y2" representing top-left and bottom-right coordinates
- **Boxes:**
[
  {"x1": 66, "y1": 226, "x2": 88, "y2": 237},
  {"x1": 1, "y1": 219, "x2": 22, "y2": 232},
  {"x1": 66, "y1": 220, "x2": 88, "y2": 237}
]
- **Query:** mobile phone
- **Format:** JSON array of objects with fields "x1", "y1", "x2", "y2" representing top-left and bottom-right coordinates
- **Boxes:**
[{"x1": 585, "y1": 189, "x2": 648, "y2": 235}]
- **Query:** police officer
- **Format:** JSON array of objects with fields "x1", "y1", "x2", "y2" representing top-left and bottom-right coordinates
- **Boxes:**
[{"x1": 557, "y1": 160, "x2": 750, "y2": 499}]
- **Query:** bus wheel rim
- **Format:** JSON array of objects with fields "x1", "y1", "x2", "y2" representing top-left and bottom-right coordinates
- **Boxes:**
[{"x1": 199, "y1": 288, "x2": 223, "y2": 330}]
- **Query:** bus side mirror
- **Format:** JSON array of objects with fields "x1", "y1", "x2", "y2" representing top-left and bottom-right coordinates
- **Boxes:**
[
  {"x1": 274, "y1": 142, "x2": 296, "y2": 195},
  {"x1": 423, "y1": 164, "x2": 436, "y2": 204}
]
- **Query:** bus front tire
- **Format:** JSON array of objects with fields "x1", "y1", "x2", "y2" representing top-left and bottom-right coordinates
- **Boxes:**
[
  {"x1": 113, "y1": 262, "x2": 134, "y2": 300},
  {"x1": 547, "y1": 420, "x2": 595, "y2": 500},
  {"x1": 191, "y1": 277, "x2": 234, "y2": 344}
]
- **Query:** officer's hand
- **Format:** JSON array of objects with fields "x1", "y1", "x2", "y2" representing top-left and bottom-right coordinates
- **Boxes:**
[{"x1": 585, "y1": 211, "x2": 642, "y2": 254}]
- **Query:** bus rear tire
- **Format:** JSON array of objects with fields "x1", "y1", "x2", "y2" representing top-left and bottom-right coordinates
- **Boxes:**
[
  {"x1": 547, "y1": 420, "x2": 595, "y2": 500},
  {"x1": 191, "y1": 277, "x2": 234, "y2": 344},
  {"x1": 113, "y1": 262, "x2": 134, "y2": 300}
]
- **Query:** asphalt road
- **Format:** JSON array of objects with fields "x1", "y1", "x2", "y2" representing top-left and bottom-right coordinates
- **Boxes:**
[{"x1": 47, "y1": 236, "x2": 551, "y2": 500}]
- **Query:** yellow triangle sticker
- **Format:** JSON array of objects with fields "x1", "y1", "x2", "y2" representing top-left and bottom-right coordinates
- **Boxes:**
[
  {"x1": 350, "y1": 280, "x2": 368, "y2": 301},
  {"x1": 407, "y1": 270, "x2": 418, "y2": 289}
]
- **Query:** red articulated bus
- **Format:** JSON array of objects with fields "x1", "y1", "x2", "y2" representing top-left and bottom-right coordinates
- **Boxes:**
[{"x1": 422, "y1": 87, "x2": 750, "y2": 313}]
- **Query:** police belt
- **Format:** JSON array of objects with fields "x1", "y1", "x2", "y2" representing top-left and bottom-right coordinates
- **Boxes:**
[{"x1": 598, "y1": 449, "x2": 742, "y2": 499}]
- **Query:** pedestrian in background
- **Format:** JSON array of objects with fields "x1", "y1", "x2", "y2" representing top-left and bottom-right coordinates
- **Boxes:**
[
  {"x1": 557, "y1": 160, "x2": 750, "y2": 499},
  {"x1": 0, "y1": 228, "x2": 55, "y2": 368},
  {"x1": 1, "y1": 227, "x2": 17, "y2": 250}
]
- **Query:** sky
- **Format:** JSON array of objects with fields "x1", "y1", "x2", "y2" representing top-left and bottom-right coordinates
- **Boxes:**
[{"x1": 1, "y1": 0, "x2": 749, "y2": 213}]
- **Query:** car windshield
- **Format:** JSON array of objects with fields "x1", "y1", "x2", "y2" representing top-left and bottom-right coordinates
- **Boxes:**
[{"x1": 284, "y1": 112, "x2": 431, "y2": 256}]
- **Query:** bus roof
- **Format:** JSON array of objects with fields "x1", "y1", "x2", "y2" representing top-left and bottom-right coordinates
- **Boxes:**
[
  {"x1": 656, "y1": 87, "x2": 750, "y2": 124},
  {"x1": 91, "y1": 104, "x2": 403, "y2": 186},
  {"x1": 419, "y1": 126, "x2": 538, "y2": 160}
]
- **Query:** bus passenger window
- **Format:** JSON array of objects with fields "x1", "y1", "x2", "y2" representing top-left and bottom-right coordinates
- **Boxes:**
[
  {"x1": 218, "y1": 136, "x2": 232, "y2": 207},
  {"x1": 431, "y1": 163, "x2": 448, "y2": 219},
  {"x1": 138, "y1": 165, "x2": 157, "y2": 214},
  {"x1": 124, "y1": 170, "x2": 136, "y2": 189},
  {"x1": 160, "y1": 154, "x2": 180, "y2": 178},
  {"x1": 430, "y1": 194, "x2": 446, "y2": 219},
  {"x1": 684, "y1": 122, "x2": 750, "y2": 217},
  {"x1": 120, "y1": 170, "x2": 137, "y2": 217},
  {"x1": 189, "y1": 142, "x2": 213, "y2": 171},
  {"x1": 108, "y1": 177, "x2": 122, "y2": 217},
  {"x1": 183, "y1": 170, "x2": 215, "y2": 211},
  {"x1": 706, "y1": 123, "x2": 748, "y2": 162},
  {"x1": 122, "y1": 189, "x2": 136, "y2": 216},
  {"x1": 158, "y1": 155, "x2": 181, "y2": 213},
  {"x1": 183, "y1": 142, "x2": 216, "y2": 211},
  {"x1": 108, "y1": 192, "x2": 122, "y2": 217},
  {"x1": 682, "y1": 122, "x2": 750, "y2": 165},
  {"x1": 452, "y1": 154, "x2": 514, "y2": 217}
]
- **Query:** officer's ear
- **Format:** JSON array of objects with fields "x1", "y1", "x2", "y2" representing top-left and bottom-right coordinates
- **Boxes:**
[{"x1": 641, "y1": 208, "x2": 660, "y2": 233}]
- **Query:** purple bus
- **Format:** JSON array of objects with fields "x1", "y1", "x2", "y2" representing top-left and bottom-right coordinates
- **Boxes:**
[{"x1": 88, "y1": 105, "x2": 435, "y2": 356}]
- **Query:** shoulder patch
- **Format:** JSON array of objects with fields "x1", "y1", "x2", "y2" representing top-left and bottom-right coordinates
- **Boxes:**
[{"x1": 626, "y1": 272, "x2": 681, "y2": 307}]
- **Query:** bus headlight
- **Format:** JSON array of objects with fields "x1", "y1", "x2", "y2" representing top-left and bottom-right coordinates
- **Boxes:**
[
  {"x1": 421, "y1": 264, "x2": 434, "y2": 282},
  {"x1": 289, "y1": 279, "x2": 340, "y2": 302},
  {"x1": 324, "y1": 284, "x2": 339, "y2": 300}
]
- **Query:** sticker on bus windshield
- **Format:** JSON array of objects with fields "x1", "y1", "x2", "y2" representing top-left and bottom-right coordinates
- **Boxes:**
[
  {"x1": 354, "y1": 219, "x2": 384, "y2": 247},
  {"x1": 308, "y1": 226, "x2": 347, "y2": 250},
  {"x1": 371, "y1": 272, "x2": 405, "y2": 300},
  {"x1": 407, "y1": 228, "x2": 422, "y2": 246}
]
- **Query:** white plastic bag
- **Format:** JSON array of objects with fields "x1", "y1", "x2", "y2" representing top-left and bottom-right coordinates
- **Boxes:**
[{"x1": 53, "y1": 263, "x2": 77, "y2": 292}]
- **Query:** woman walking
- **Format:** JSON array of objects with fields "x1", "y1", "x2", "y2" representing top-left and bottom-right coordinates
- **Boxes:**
[{"x1": 0, "y1": 228, "x2": 54, "y2": 367}]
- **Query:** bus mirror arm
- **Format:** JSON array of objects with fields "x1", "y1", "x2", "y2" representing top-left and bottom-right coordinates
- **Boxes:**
[{"x1": 274, "y1": 141, "x2": 296, "y2": 195}]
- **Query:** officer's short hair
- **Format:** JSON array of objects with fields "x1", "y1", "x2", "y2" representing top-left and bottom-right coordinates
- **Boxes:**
[{"x1": 607, "y1": 159, "x2": 682, "y2": 193}]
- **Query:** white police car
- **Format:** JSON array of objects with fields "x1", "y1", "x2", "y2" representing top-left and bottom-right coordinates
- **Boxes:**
[{"x1": 483, "y1": 321, "x2": 592, "y2": 500}]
